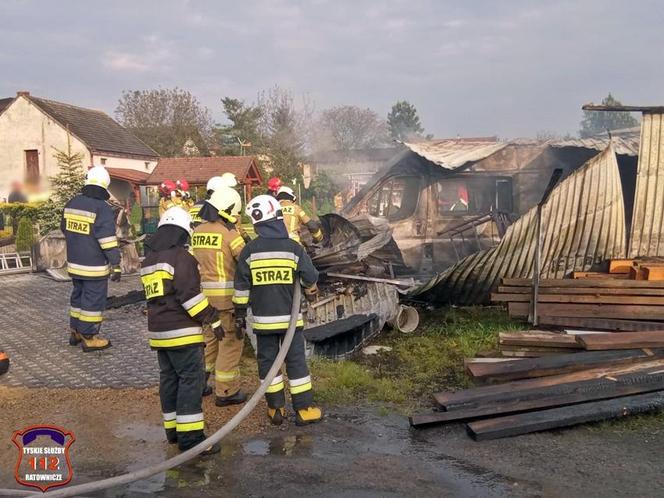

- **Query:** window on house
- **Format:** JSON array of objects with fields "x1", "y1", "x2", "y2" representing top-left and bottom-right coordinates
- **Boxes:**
[
  {"x1": 24, "y1": 150, "x2": 39, "y2": 185},
  {"x1": 145, "y1": 162, "x2": 150, "y2": 170},
  {"x1": 367, "y1": 176, "x2": 419, "y2": 221},
  {"x1": 100, "y1": 158, "x2": 107, "y2": 165}
]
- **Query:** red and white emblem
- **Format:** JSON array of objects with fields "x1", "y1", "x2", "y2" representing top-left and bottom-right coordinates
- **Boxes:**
[{"x1": 12, "y1": 424, "x2": 75, "y2": 492}]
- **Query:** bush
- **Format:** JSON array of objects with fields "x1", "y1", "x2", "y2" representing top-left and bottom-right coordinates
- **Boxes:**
[{"x1": 15, "y1": 217, "x2": 35, "y2": 253}]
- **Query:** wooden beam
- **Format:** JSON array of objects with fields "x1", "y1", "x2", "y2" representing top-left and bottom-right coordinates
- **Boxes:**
[
  {"x1": 571, "y1": 271, "x2": 629, "y2": 280},
  {"x1": 577, "y1": 332, "x2": 664, "y2": 350},
  {"x1": 494, "y1": 293, "x2": 664, "y2": 305},
  {"x1": 609, "y1": 259, "x2": 635, "y2": 274},
  {"x1": 498, "y1": 332, "x2": 580, "y2": 348},
  {"x1": 508, "y1": 301, "x2": 664, "y2": 321},
  {"x1": 497, "y1": 286, "x2": 664, "y2": 296},
  {"x1": 644, "y1": 266, "x2": 664, "y2": 281},
  {"x1": 538, "y1": 315, "x2": 664, "y2": 331},
  {"x1": 581, "y1": 104, "x2": 664, "y2": 112},
  {"x1": 503, "y1": 278, "x2": 664, "y2": 288},
  {"x1": 437, "y1": 359, "x2": 664, "y2": 410},
  {"x1": 466, "y1": 391, "x2": 664, "y2": 440},
  {"x1": 411, "y1": 372, "x2": 664, "y2": 428},
  {"x1": 456, "y1": 348, "x2": 664, "y2": 385}
]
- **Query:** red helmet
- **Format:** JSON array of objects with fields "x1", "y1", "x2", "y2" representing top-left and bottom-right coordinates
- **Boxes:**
[
  {"x1": 176, "y1": 178, "x2": 190, "y2": 192},
  {"x1": 267, "y1": 177, "x2": 283, "y2": 193},
  {"x1": 159, "y1": 180, "x2": 176, "y2": 197}
]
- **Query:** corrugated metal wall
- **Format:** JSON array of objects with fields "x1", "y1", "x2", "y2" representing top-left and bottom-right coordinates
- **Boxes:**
[
  {"x1": 411, "y1": 143, "x2": 627, "y2": 304},
  {"x1": 629, "y1": 113, "x2": 664, "y2": 257}
]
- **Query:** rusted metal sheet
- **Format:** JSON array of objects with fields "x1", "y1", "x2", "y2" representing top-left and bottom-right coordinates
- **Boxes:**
[
  {"x1": 551, "y1": 131, "x2": 640, "y2": 157},
  {"x1": 401, "y1": 137, "x2": 509, "y2": 170},
  {"x1": 410, "y1": 143, "x2": 627, "y2": 304},
  {"x1": 629, "y1": 113, "x2": 664, "y2": 257}
]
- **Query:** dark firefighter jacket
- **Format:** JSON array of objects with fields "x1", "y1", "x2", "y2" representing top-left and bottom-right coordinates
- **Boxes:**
[
  {"x1": 61, "y1": 186, "x2": 121, "y2": 280},
  {"x1": 141, "y1": 232, "x2": 220, "y2": 349},
  {"x1": 233, "y1": 219, "x2": 318, "y2": 334}
]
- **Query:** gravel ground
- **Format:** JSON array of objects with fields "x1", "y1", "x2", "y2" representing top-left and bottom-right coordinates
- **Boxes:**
[{"x1": 2, "y1": 386, "x2": 664, "y2": 497}]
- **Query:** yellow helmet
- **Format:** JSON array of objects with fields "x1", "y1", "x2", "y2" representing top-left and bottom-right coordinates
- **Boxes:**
[{"x1": 208, "y1": 186, "x2": 242, "y2": 218}]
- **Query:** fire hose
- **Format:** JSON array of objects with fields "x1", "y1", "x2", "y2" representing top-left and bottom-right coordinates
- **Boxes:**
[{"x1": 0, "y1": 283, "x2": 302, "y2": 497}]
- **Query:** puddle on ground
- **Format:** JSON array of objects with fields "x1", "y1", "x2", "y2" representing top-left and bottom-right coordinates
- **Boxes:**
[
  {"x1": 72, "y1": 411, "x2": 536, "y2": 497},
  {"x1": 242, "y1": 434, "x2": 313, "y2": 457}
]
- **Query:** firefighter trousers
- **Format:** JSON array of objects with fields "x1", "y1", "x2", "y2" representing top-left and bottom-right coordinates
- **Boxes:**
[
  {"x1": 157, "y1": 345, "x2": 206, "y2": 451},
  {"x1": 256, "y1": 329, "x2": 313, "y2": 410},
  {"x1": 69, "y1": 278, "x2": 107, "y2": 336},
  {"x1": 204, "y1": 311, "x2": 244, "y2": 397}
]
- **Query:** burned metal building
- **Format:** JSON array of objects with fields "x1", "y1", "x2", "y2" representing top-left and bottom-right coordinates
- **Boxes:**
[{"x1": 343, "y1": 134, "x2": 638, "y2": 277}]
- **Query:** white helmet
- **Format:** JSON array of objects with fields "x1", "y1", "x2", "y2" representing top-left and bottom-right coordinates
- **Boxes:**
[
  {"x1": 277, "y1": 186, "x2": 296, "y2": 200},
  {"x1": 245, "y1": 195, "x2": 283, "y2": 225},
  {"x1": 206, "y1": 172, "x2": 238, "y2": 192},
  {"x1": 208, "y1": 186, "x2": 242, "y2": 218},
  {"x1": 85, "y1": 166, "x2": 111, "y2": 190},
  {"x1": 158, "y1": 206, "x2": 192, "y2": 234}
]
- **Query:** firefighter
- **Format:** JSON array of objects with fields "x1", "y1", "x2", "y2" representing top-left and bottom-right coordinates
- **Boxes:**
[
  {"x1": 158, "y1": 180, "x2": 177, "y2": 217},
  {"x1": 191, "y1": 186, "x2": 248, "y2": 406},
  {"x1": 190, "y1": 173, "x2": 239, "y2": 226},
  {"x1": 62, "y1": 166, "x2": 120, "y2": 352},
  {"x1": 233, "y1": 195, "x2": 323, "y2": 426},
  {"x1": 267, "y1": 177, "x2": 283, "y2": 197},
  {"x1": 141, "y1": 207, "x2": 222, "y2": 455},
  {"x1": 275, "y1": 186, "x2": 323, "y2": 244}
]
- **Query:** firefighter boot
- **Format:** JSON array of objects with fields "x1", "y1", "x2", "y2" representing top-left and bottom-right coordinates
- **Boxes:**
[
  {"x1": 295, "y1": 406, "x2": 323, "y2": 426},
  {"x1": 68, "y1": 329, "x2": 82, "y2": 346},
  {"x1": 203, "y1": 372, "x2": 213, "y2": 397},
  {"x1": 200, "y1": 441, "x2": 221, "y2": 456},
  {"x1": 80, "y1": 334, "x2": 112, "y2": 352},
  {"x1": 215, "y1": 390, "x2": 247, "y2": 407},
  {"x1": 267, "y1": 407, "x2": 286, "y2": 426}
]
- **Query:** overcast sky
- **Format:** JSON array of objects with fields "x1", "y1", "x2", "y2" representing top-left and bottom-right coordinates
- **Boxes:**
[{"x1": 1, "y1": 0, "x2": 662, "y2": 138}]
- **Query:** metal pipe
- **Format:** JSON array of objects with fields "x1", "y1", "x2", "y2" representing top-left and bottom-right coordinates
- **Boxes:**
[{"x1": 0, "y1": 284, "x2": 303, "y2": 498}]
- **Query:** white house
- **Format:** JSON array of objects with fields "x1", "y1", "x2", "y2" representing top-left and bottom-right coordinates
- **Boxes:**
[{"x1": 0, "y1": 91, "x2": 159, "y2": 201}]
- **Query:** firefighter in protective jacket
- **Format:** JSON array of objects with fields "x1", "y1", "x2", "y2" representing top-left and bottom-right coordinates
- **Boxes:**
[
  {"x1": 191, "y1": 186, "x2": 247, "y2": 406},
  {"x1": 141, "y1": 207, "x2": 222, "y2": 454},
  {"x1": 233, "y1": 195, "x2": 323, "y2": 426},
  {"x1": 62, "y1": 166, "x2": 121, "y2": 352},
  {"x1": 275, "y1": 186, "x2": 323, "y2": 244}
]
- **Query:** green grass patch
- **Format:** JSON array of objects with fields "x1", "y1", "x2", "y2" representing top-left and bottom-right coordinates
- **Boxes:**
[{"x1": 310, "y1": 306, "x2": 523, "y2": 408}]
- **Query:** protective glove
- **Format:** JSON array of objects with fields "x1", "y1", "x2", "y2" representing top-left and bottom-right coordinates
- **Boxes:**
[
  {"x1": 211, "y1": 320, "x2": 225, "y2": 341},
  {"x1": 234, "y1": 316, "x2": 246, "y2": 340},
  {"x1": 110, "y1": 266, "x2": 122, "y2": 282}
]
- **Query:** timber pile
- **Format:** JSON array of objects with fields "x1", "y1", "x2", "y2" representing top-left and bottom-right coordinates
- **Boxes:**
[
  {"x1": 492, "y1": 276, "x2": 664, "y2": 331},
  {"x1": 410, "y1": 349, "x2": 664, "y2": 439}
]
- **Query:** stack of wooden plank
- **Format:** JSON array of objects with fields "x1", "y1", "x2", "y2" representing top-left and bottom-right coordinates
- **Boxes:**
[
  {"x1": 411, "y1": 345, "x2": 664, "y2": 440},
  {"x1": 571, "y1": 258, "x2": 664, "y2": 281},
  {"x1": 492, "y1": 278, "x2": 664, "y2": 330},
  {"x1": 495, "y1": 330, "x2": 582, "y2": 357}
]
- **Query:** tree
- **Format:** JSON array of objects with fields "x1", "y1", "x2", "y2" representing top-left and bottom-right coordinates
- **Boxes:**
[
  {"x1": 37, "y1": 134, "x2": 86, "y2": 234},
  {"x1": 214, "y1": 97, "x2": 264, "y2": 155},
  {"x1": 387, "y1": 100, "x2": 425, "y2": 141},
  {"x1": 115, "y1": 88, "x2": 213, "y2": 156},
  {"x1": 15, "y1": 217, "x2": 34, "y2": 253},
  {"x1": 579, "y1": 93, "x2": 640, "y2": 138},
  {"x1": 313, "y1": 105, "x2": 388, "y2": 152},
  {"x1": 257, "y1": 86, "x2": 313, "y2": 181}
]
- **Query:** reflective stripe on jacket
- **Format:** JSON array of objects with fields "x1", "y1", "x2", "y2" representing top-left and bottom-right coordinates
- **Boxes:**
[
  {"x1": 61, "y1": 194, "x2": 120, "y2": 280},
  {"x1": 278, "y1": 199, "x2": 323, "y2": 243},
  {"x1": 191, "y1": 220, "x2": 245, "y2": 310},
  {"x1": 141, "y1": 247, "x2": 219, "y2": 349}
]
